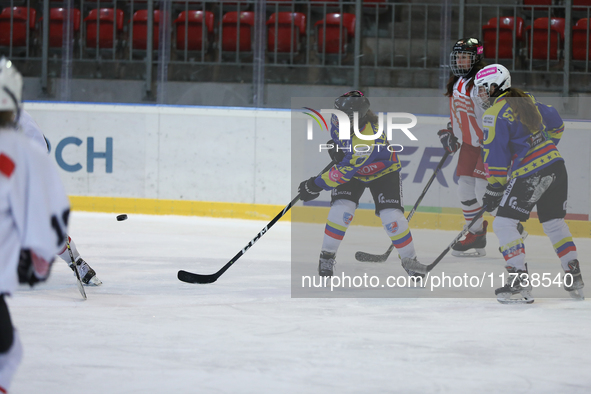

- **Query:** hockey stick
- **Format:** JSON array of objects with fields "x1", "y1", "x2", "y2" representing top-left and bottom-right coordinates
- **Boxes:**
[
  {"x1": 355, "y1": 151, "x2": 452, "y2": 263},
  {"x1": 66, "y1": 238, "x2": 86, "y2": 300},
  {"x1": 402, "y1": 206, "x2": 487, "y2": 275},
  {"x1": 178, "y1": 161, "x2": 336, "y2": 284}
]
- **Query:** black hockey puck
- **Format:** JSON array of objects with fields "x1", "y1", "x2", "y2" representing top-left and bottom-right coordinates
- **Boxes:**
[{"x1": 116, "y1": 214, "x2": 128, "y2": 221}]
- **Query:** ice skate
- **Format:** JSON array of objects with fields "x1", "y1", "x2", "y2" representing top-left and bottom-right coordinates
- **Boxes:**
[
  {"x1": 564, "y1": 259, "x2": 584, "y2": 300},
  {"x1": 318, "y1": 251, "x2": 336, "y2": 277},
  {"x1": 495, "y1": 265, "x2": 534, "y2": 304},
  {"x1": 69, "y1": 258, "x2": 102, "y2": 286},
  {"x1": 401, "y1": 257, "x2": 426, "y2": 285},
  {"x1": 452, "y1": 221, "x2": 487, "y2": 257}
]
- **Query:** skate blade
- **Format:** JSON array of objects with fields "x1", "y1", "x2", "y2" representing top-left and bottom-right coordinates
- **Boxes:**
[
  {"x1": 451, "y1": 248, "x2": 486, "y2": 258},
  {"x1": 496, "y1": 292, "x2": 535, "y2": 304},
  {"x1": 567, "y1": 288, "x2": 585, "y2": 300},
  {"x1": 85, "y1": 276, "x2": 103, "y2": 286}
]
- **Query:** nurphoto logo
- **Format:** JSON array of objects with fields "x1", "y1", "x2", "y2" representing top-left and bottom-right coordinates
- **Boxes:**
[{"x1": 302, "y1": 107, "x2": 419, "y2": 155}]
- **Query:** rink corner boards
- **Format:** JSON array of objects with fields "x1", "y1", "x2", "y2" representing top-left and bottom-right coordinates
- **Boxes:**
[{"x1": 69, "y1": 196, "x2": 591, "y2": 238}]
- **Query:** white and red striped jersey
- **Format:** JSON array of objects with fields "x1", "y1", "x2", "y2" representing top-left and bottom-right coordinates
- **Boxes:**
[{"x1": 449, "y1": 77, "x2": 485, "y2": 148}]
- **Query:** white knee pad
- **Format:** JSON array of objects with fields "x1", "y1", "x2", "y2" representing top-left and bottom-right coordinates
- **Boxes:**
[{"x1": 379, "y1": 208, "x2": 406, "y2": 228}]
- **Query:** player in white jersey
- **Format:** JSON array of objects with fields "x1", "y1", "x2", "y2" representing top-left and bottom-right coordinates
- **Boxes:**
[
  {"x1": 0, "y1": 58, "x2": 71, "y2": 393},
  {"x1": 17, "y1": 111, "x2": 101, "y2": 286}
]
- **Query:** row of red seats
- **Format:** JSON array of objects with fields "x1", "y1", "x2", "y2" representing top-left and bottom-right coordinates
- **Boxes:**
[
  {"x1": 0, "y1": 6, "x2": 355, "y2": 54},
  {"x1": 483, "y1": 16, "x2": 591, "y2": 61}
]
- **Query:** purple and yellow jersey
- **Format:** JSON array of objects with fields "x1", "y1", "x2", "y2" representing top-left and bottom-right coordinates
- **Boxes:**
[
  {"x1": 314, "y1": 114, "x2": 402, "y2": 190},
  {"x1": 481, "y1": 92, "x2": 564, "y2": 188}
]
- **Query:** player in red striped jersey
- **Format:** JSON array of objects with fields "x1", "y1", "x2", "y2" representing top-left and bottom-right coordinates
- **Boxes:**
[{"x1": 440, "y1": 38, "x2": 490, "y2": 257}]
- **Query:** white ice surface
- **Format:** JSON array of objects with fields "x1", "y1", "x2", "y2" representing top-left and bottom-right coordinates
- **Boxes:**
[{"x1": 6, "y1": 212, "x2": 591, "y2": 393}]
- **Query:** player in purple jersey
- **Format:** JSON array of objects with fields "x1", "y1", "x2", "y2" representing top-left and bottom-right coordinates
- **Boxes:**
[
  {"x1": 298, "y1": 91, "x2": 423, "y2": 280},
  {"x1": 475, "y1": 64, "x2": 584, "y2": 303}
]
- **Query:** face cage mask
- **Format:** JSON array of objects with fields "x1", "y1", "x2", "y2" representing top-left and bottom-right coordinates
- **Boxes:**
[
  {"x1": 474, "y1": 83, "x2": 498, "y2": 111},
  {"x1": 450, "y1": 51, "x2": 478, "y2": 77}
]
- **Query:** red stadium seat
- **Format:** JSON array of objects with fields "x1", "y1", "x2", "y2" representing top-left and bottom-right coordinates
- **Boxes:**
[
  {"x1": 48, "y1": 8, "x2": 81, "y2": 48},
  {"x1": 131, "y1": 10, "x2": 159, "y2": 50},
  {"x1": 573, "y1": 18, "x2": 591, "y2": 60},
  {"x1": 174, "y1": 10, "x2": 214, "y2": 51},
  {"x1": 84, "y1": 8, "x2": 124, "y2": 49},
  {"x1": 266, "y1": 12, "x2": 306, "y2": 54},
  {"x1": 315, "y1": 13, "x2": 355, "y2": 54},
  {"x1": 0, "y1": 7, "x2": 36, "y2": 47},
  {"x1": 525, "y1": 17, "x2": 565, "y2": 60},
  {"x1": 221, "y1": 11, "x2": 255, "y2": 52},
  {"x1": 482, "y1": 17, "x2": 524, "y2": 59}
]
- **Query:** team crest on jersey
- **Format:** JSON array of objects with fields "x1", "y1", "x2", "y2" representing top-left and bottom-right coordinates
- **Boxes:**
[
  {"x1": 386, "y1": 221, "x2": 398, "y2": 233},
  {"x1": 343, "y1": 213, "x2": 353, "y2": 225}
]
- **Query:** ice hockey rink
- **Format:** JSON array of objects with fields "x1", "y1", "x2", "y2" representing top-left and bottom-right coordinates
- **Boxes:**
[{"x1": 7, "y1": 211, "x2": 591, "y2": 393}]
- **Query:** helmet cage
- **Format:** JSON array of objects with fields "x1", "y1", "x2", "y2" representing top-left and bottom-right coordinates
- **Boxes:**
[
  {"x1": 474, "y1": 64, "x2": 511, "y2": 110},
  {"x1": 450, "y1": 50, "x2": 480, "y2": 77}
]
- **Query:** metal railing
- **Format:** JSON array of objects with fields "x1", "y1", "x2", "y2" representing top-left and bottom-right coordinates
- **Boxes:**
[{"x1": 0, "y1": 0, "x2": 589, "y2": 103}]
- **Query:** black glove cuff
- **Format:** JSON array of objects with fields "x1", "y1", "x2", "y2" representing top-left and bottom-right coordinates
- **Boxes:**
[{"x1": 306, "y1": 177, "x2": 323, "y2": 193}]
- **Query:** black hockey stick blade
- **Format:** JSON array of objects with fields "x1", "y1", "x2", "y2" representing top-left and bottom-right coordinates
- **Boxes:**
[
  {"x1": 355, "y1": 244, "x2": 395, "y2": 263},
  {"x1": 178, "y1": 268, "x2": 224, "y2": 284},
  {"x1": 403, "y1": 206, "x2": 487, "y2": 274},
  {"x1": 354, "y1": 151, "x2": 451, "y2": 263},
  {"x1": 178, "y1": 161, "x2": 336, "y2": 284}
]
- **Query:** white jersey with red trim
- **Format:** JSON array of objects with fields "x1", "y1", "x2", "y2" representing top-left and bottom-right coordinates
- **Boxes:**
[
  {"x1": 0, "y1": 130, "x2": 70, "y2": 294},
  {"x1": 450, "y1": 77, "x2": 485, "y2": 148}
]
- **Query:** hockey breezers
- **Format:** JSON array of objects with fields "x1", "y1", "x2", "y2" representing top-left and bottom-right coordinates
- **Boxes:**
[
  {"x1": 66, "y1": 238, "x2": 87, "y2": 299},
  {"x1": 402, "y1": 206, "x2": 487, "y2": 275},
  {"x1": 355, "y1": 151, "x2": 451, "y2": 263},
  {"x1": 178, "y1": 161, "x2": 336, "y2": 284}
]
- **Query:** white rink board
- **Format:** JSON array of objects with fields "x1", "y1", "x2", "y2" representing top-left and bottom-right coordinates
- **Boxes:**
[{"x1": 24, "y1": 102, "x2": 591, "y2": 216}]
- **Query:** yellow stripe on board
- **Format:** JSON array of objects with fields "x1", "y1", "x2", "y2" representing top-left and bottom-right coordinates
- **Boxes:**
[
  {"x1": 69, "y1": 196, "x2": 591, "y2": 238},
  {"x1": 69, "y1": 196, "x2": 290, "y2": 221}
]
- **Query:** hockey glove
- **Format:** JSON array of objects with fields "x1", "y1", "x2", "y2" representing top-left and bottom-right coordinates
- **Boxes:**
[
  {"x1": 298, "y1": 177, "x2": 323, "y2": 202},
  {"x1": 483, "y1": 184, "x2": 504, "y2": 212},
  {"x1": 17, "y1": 249, "x2": 53, "y2": 286},
  {"x1": 437, "y1": 123, "x2": 460, "y2": 154},
  {"x1": 326, "y1": 139, "x2": 346, "y2": 163}
]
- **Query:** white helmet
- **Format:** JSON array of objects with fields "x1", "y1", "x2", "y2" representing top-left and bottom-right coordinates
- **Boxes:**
[
  {"x1": 473, "y1": 64, "x2": 511, "y2": 110},
  {"x1": 0, "y1": 57, "x2": 22, "y2": 116}
]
